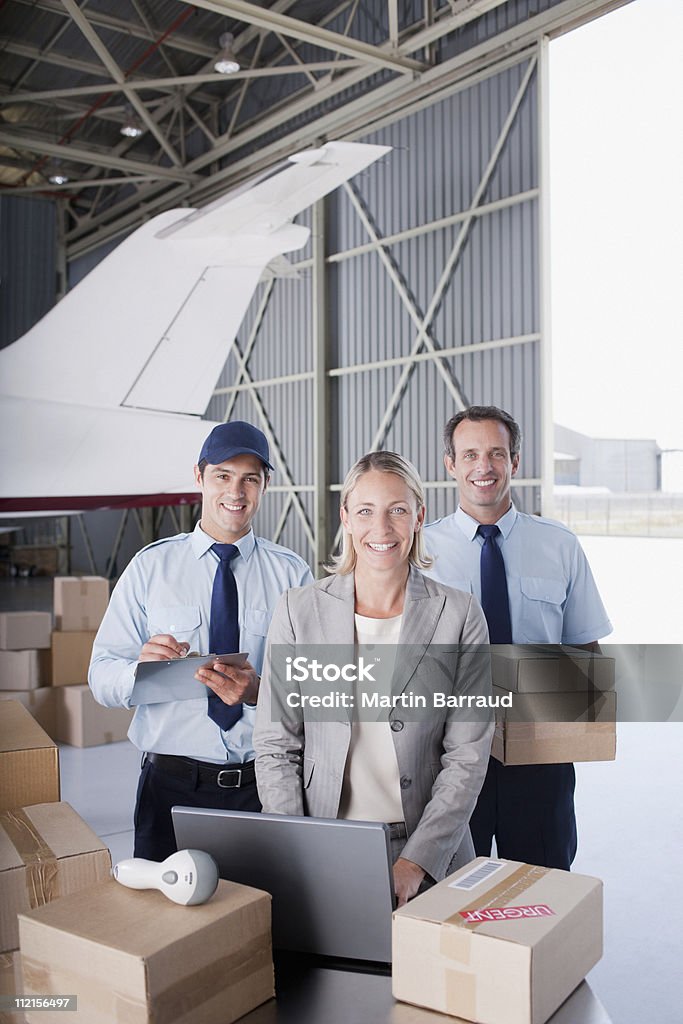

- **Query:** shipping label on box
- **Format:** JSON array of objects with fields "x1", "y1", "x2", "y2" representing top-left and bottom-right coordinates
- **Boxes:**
[
  {"x1": 0, "y1": 651, "x2": 49, "y2": 692},
  {"x1": 19, "y1": 879, "x2": 274, "y2": 1024},
  {"x1": 393, "y1": 858, "x2": 603, "y2": 1024},
  {"x1": 0, "y1": 690, "x2": 56, "y2": 738},
  {"x1": 50, "y1": 632, "x2": 96, "y2": 687},
  {"x1": 0, "y1": 615, "x2": 51, "y2": 653},
  {"x1": 54, "y1": 685, "x2": 132, "y2": 747},
  {"x1": 0, "y1": 802, "x2": 111, "y2": 954},
  {"x1": 491, "y1": 687, "x2": 617, "y2": 765},
  {"x1": 53, "y1": 577, "x2": 109, "y2": 633},
  {"x1": 490, "y1": 645, "x2": 615, "y2": 694},
  {"x1": 0, "y1": 703, "x2": 59, "y2": 813}
]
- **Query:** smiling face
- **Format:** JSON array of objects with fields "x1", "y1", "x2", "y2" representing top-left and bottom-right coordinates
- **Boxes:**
[
  {"x1": 340, "y1": 469, "x2": 424, "y2": 578},
  {"x1": 194, "y1": 453, "x2": 268, "y2": 543},
  {"x1": 444, "y1": 418, "x2": 519, "y2": 524}
]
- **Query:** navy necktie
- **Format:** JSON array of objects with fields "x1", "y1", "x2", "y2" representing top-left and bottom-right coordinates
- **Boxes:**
[
  {"x1": 207, "y1": 543, "x2": 243, "y2": 730},
  {"x1": 477, "y1": 524, "x2": 513, "y2": 644}
]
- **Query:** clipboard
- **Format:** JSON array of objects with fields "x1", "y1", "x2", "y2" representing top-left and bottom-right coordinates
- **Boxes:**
[{"x1": 130, "y1": 652, "x2": 249, "y2": 705}]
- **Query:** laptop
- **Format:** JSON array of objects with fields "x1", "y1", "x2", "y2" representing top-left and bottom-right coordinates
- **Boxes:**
[{"x1": 171, "y1": 807, "x2": 395, "y2": 963}]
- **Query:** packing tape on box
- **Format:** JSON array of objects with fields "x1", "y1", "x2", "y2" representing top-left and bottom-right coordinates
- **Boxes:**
[
  {"x1": 21, "y1": 932, "x2": 272, "y2": 1024},
  {"x1": 0, "y1": 810, "x2": 60, "y2": 908},
  {"x1": 444, "y1": 967, "x2": 477, "y2": 1020},
  {"x1": 22, "y1": 958, "x2": 148, "y2": 1024},
  {"x1": 154, "y1": 932, "x2": 272, "y2": 1024},
  {"x1": 446, "y1": 863, "x2": 549, "y2": 931}
]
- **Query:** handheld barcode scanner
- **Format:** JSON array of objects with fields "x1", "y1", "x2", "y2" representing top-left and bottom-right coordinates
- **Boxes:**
[{"x1": 113, "y1": 849, "x2": 219, "y2": 906}]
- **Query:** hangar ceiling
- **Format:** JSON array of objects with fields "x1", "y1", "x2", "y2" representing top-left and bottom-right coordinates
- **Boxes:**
[{"x1": 1, "y1": 0, "x2": 627, "y2": 259}]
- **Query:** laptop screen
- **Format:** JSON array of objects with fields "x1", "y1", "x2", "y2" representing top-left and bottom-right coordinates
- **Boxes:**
[{"x1": 172, "y1": 807, "x2": 395, "y2": 963}]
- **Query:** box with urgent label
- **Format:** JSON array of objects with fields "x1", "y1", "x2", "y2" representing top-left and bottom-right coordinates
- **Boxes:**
[
  {"x1": 0, "y1": 703, "x2": 59, "y2": 813},
  {"x1": 53, "y1": 577, "x2": 109, "y2": 633},
  {"x1": 49, "y1": 632, "x2": 96, "y2": 687},
  {"x1": 0, "y1": 615, "x2": 51, "y2": 653},
  {"x1": 393, "y1": 857, "x2": 602, "y2": 1024},
  {"x1": 18, "y1": 878, "x2": 274, "y2": 1024},
  {"x1": 53, "y1": 685, "x2": 132, "y2": 747},
  {"x1": 491, "y1": 686, "x2": 616, "y2": 765},
  {"x1": 0, "y1": 802, "x2": 111, "y2": 953}
]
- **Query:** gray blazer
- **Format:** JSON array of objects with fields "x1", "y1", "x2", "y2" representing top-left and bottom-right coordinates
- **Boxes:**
[{"x1": 253, "y1": 566, "x2": 493, "y2": 881}]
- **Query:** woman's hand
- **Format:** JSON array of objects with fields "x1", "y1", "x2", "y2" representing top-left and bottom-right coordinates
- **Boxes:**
[{"x1": 393, "y1": 856, "x2": 426, "y2": 907}]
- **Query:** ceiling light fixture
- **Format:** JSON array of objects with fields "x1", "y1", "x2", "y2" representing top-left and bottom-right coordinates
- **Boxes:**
[
  {"x1": 46, "y1": 159, "x2": 69, "y2": 185},
  {"x1": 121, "y1": 109, "x2": 144, "y2": 138},
  {"x1": 214, "y1": 32, "x2": 240, "y2": 74}
]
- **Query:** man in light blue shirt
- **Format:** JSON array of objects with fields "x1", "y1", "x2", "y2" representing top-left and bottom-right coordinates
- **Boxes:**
[
  {"x1": 89, "y1": 421, "x2": 312, "y2": 860},
  {"x1": 424, "y1": 406, "x2": 611, "y2": 869}
]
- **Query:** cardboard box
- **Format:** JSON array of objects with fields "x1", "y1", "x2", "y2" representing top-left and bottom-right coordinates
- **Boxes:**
[
  {"x1": 0, "y1": 690, "x2": 56, "y2": 737},
  {"x1": 393, "y1": 857, "x2": 602, "y2": 1024},
  {"x1": 53, "y1": 686, "x2": 132, "y2": 747},
  {"x1": 491, "y1": 645, "x2": 615, "y2": 694},
  {"x1": 0, "y1": 615, "x2": 51, "y2": 653},
  {"x1": 0, "y1": 802, "x2": 111, "y2": 953},
  {"x1": 50, "y1": 632, "x2": 96, "y2": 687},
  {"x1": 0, "y1": 951, "x2": 26, "y2": 1024},
  {"x1": 0, "y1": 651, "x2": 49, "y2": 692},
  {"x1": 53, "y1": 577, "x2": 109, "y2": 633},
  {"x1": 18, "y1": 879, "x2": 274, "y2": 1024},
  {"x1": 491, "y1": 687, "x2": 617, "y2": 765},
  {"x1": 0, "y1": 703, "x2": 59, "y2": 812}
]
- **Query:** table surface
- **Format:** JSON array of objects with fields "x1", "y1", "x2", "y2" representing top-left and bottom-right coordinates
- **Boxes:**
[{"x1": 241, "y1": 955, "x2": 613, "y2": 1024}]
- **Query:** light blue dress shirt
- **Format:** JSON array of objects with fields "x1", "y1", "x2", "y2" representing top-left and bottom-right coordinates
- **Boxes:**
[
  {"x1": 89, "y1": 524, "x2": 313, "y2": 762},
  {"x1": 424, "y1": 505, "x2": 612, "y2": 645}
]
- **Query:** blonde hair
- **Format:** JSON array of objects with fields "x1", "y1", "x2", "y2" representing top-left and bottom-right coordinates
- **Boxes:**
[{"x1": 327, "y1": 451, "x2": 434, "y2": 575}]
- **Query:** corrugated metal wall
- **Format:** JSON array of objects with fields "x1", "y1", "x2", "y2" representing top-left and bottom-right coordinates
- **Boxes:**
[
  {"x1": 208, "y1": 50, "x2": 542, "y2": 572},
  {"x1": 0, "y1": 196, "x2": 57, "y2": 350}
]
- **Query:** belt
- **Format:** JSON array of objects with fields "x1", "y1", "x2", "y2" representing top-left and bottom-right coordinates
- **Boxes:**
[
  {"x1": 145, "y1": 752, "x2": 256, "y2": 789},
  {"x1": 388, "y1": 821, "x2": 407, "y2": 840}
]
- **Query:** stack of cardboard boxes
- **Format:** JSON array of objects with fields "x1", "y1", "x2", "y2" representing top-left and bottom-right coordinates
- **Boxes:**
[
  {"x1": 490, "y1": 645, "x2": 617, "y2": 765},
  {"x1": 0, "y1": 578, "x2": 134, "y2": 748},
  {"x1": 0, "y1": 703, "x2": 274, "y2": 1024},
  {"x1": 0, "y1": 702, "x2": 112, "y2": 1020},
  {"x1": 0, "y1": 613, "x2": 54, "y2": 734},
  {"x1": 50, "y1": 577, "x2": 134, "y2": 748}
]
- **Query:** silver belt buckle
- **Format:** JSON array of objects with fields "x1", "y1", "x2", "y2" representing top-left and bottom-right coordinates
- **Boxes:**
[{"x1": 217, "y1": 768, "x2": 242, "y2": 789}]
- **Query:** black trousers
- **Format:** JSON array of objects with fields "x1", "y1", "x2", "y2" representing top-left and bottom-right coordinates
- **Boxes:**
[
  {"x1": 469, "y1": 756, "x2": 577, "y2": 870},
  {"x1": 133, "y1": 757, "x2": 261, "y2": 862}
]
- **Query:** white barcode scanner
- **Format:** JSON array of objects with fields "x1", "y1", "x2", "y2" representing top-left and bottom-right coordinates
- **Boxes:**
[{"x1": 113, "y1": 849, "x2": 219, "y2": 906}]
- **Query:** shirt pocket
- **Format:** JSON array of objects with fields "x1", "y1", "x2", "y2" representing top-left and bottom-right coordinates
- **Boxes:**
[
  {"x1": 148, "y1": 605, "x2": 202, "y2": 637},
  {"x1": 244, "y1": 608, "x2": 271, "y2": 637},
  {"x1": 518, "y1": 577, "x2": 566, "y2": 642}
]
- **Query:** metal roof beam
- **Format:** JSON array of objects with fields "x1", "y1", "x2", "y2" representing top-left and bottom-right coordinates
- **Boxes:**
[
  {"x1": 187, "y1": 0, "x2": 424, "y2": 73},
  {"x1": 9, "y1": 0, "x2": 216, "y2": 58},
  {"x1": 60, "y1": 0, "x2": 183, "y2": 168},
  {"x1": 0, "y1": 61, "x2": 364, "y2": 104},
  {"x1": 0, "y1": 128, "x2": 194, "y2": 180}
]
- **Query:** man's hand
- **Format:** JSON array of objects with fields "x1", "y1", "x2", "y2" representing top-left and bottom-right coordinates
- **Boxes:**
[
  {"x1": 195, "y1": 659, "x2": 260, "y2": 707},
  {"x1": 393, "y1": 857, "x2": 426, "y2": 907},
  {"x1": 139, "y1": 634, "x2": 189, "y2": 662}
]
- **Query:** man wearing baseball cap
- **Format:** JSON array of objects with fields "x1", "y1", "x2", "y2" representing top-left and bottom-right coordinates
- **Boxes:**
[{"x1": 89, "y1": 421, "x2": 313, "y2": 860}]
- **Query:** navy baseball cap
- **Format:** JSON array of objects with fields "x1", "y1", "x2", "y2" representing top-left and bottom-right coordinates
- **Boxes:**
[{"x1": 198, "y1": 422, "x2": 274, "y2": 471}]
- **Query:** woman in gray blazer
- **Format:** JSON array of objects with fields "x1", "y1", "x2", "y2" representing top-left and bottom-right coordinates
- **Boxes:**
[{"x1": 254, "y1": 451, "x2": 492, "y2": 905}]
